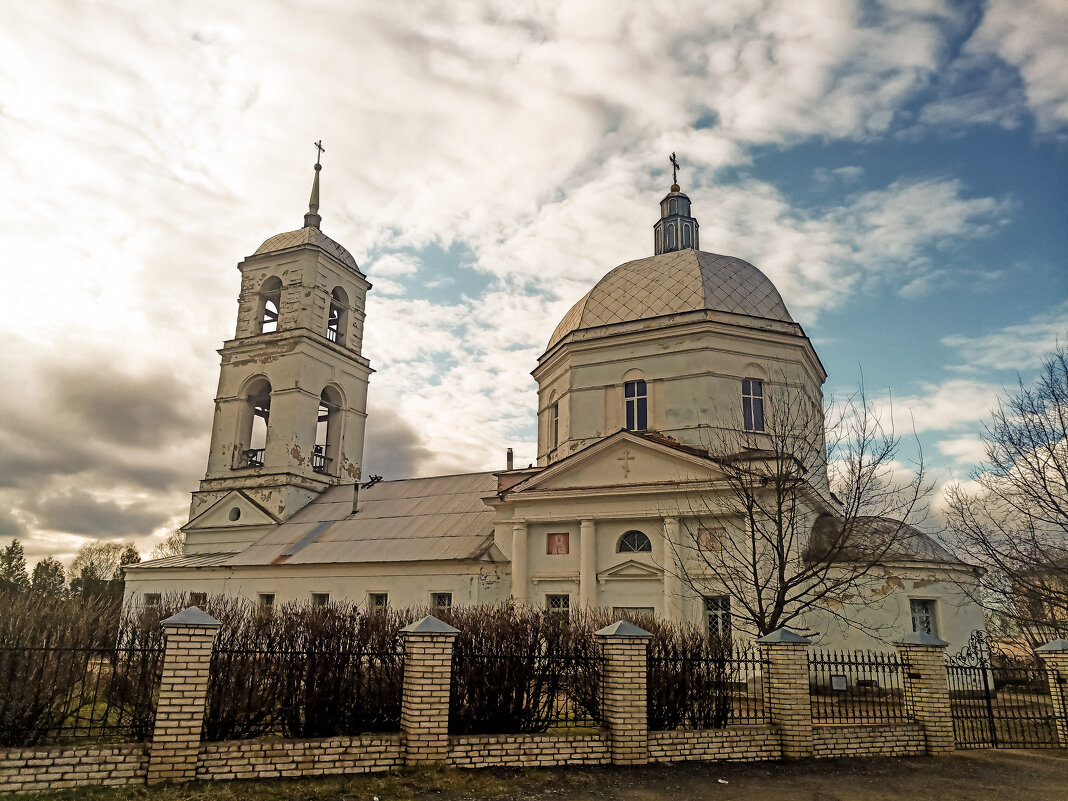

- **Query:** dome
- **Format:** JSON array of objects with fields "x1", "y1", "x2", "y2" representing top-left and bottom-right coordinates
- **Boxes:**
[
  {"x1": 547, "y1": 249, "x2": 794, "y2": 350},
  {"x1": 254, "y1": 226, "x2": 360, "y2": 271}
]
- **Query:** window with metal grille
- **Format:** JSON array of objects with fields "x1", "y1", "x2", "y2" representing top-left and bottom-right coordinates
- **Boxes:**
[
  {"x1": 189, "y1": 592, "x2": 207, "y2": 607},
  {"x1": 546, "y1": 594, "x2": 570, "y2": 614},
  {"x1": 624, "y1": 380, "x2": 648, "y2": 431},
  {"x1": 258, "y1": 593, "x2": 275, "y2": 611},
  {"x1": 144, "y1": 593, "x2": 161, "y2": 607},
  {"x1": 311, "y1": 592, "x2": 330, "y2": 607},
  {"x1": 431, "y1": 592, "x2": 452, "y2": 610},
  {"x1": 910, "y1": 599, "x2": 937, "y2": 636},
  {"x1": 706, "y1": 595, "x2": 731, "y2": 640},
  {"x1": 367, "y1": 592, "x2": 388, "y2": 610},
  {"x1": 742, "y1": 378, "x2": 764, "y2": 432},
  {"x1": 618, "y1": 530, "x2": 652, "y2": 553}
]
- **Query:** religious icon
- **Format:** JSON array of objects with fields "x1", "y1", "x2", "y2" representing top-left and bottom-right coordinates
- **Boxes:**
[{"x1": 547, "y1": 532, "x2": 569, "y2": 555}]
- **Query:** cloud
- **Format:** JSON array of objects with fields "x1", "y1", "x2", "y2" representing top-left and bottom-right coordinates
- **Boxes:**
[
  {"x1": 936, "y1": 435, "x2": 986, "y2": 465},
  {"x1": 361, "y1": 406, "x2": 436, "y2": 479},
  {"x1": 24, "y1": 489, "x2": 173, "y2": 539},
  {"x1": 874, "y1": 379, "x2": 1002, "y2": 434},
  {"x1": 941, "y1": 302, "x2": 1068, "y2": 371}
]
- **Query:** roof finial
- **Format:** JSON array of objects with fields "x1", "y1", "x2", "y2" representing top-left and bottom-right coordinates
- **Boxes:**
[
  {"x1": 669, "y1": 152, "x2": 680, "y2": 192},
  {"x1": 304, "y1": 140, "x2": 325, "y2": 229}
]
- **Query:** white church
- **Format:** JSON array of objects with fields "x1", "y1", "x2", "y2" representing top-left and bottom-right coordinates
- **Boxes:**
[{"x1": 124, "y1": 155, "x2": 984, "y2": 651}]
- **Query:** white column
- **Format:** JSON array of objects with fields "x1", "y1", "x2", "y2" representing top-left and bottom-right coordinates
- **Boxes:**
[
  {"x1": 579, "y1": 518, "x2": 597, "y2": 608},
  {"x1": 511, "y1": 521, "x2": 529, "y2": 604},
  {"x1": 662, "y1": 516, "x2": 684, "y2": 623}
]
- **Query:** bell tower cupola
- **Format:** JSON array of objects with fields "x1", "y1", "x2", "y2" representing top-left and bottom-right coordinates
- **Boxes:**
[
  {"x1": 653, "y1": 152, "x2": 699, "y2": 255},
  {"x1": 189, "y1": 144, "x2": 374, "y2": 525}
]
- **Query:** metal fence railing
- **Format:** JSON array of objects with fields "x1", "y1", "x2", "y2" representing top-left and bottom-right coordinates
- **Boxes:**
[
  {"x1": 0, "y1": 644, "x2": 164, "y2": 747},
  {"x1": 203, "y1": 645, "x2": 404, "y2": 741},
  {"x1": 648, "y1": 644, "x2": 767, "y2": 730},
  {"x1": 449, "y1": 645, "x2": 604, "y2": 734},
  {"x1": 809, "y1": 649, "x2": 909, "y2": 723}
]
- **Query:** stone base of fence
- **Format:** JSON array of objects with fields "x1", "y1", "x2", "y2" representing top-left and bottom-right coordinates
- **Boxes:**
[
  {"x1": 0, "y1": 743, "x2": 149, "y2": 794},
  {"x1": 648, "y1": 726, "x2": 781, "y2": 763},
  {"x1": 448, "y1": 733, "x2": 610, "y2": 768},
  {"x1": 196, "y1": 734, "x2": 403, "y2": 781},
  {"x1": 812, "y1": 723, "x2": 926, "y2": 759}
]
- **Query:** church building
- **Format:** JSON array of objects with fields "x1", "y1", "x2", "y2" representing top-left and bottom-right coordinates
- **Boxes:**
[{"x1": 123, "y1": 155, "x2": 984, "y2": 651}]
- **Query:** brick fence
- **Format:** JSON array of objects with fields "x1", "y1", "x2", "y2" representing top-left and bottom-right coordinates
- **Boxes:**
[{"x1": 2, "y1": 611, "x2": 1067, "y2": 795}]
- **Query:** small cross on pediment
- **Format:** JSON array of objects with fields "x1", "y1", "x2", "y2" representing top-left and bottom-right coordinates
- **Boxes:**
[{"x1": 618, "y1": 449, "x2": 635, "y2": 477}]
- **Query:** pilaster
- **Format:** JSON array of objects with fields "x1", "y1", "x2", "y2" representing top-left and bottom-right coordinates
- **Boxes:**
[
  {"x1": 661, "y1": 516, "x2": 683, "y2": 623},
  {"x1": 399, "y1": 616, "x2": 459, "y2": 764},
  {"x1": 146, "y1": 607, "x2": 221, "y2": 785},
  {"x1": 1036, "y1": 639, "x2": 1068, "y2": 747},
  {"x1": 595, "y1": 621, "x2": 652, "y2": 765},
  {"x1": 758, "y1": 629, "x2": 812, "y2": 758},
  {"x1": 511, "y1": 521, "x2": 529, "y2": 604},
  {"x1": 579, "y1": 518, "x2": 597, "y2": 608},
  {"x1": 895, "y1": 632, "x2": 955, "y2": 755}
]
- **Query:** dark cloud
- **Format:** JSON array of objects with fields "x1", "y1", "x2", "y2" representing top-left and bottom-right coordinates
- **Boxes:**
[
  {"x1": 0, "y1": 508, "x2": 28, "y2": 541},
  {"x1": 26, "y1": 489, "x2": 169, "y2": 538},
  {"x1": 362, "y1": 405, "x2": 434, "y2": 480}
]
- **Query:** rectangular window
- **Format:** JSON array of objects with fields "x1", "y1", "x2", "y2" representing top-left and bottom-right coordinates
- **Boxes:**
[
  {"x1": 189, "y1": 592, "x2": 207, "y2": 608},
  {"x1": 550, "y1": 402, "x2": 560, "y2": 449},
  {"x1": 546, "y1": 532, "x2": 570, "y2": 554},
  {"x1": 258, "y1": 593, "x2": 275, "y2": 611},
  {"x1": 612, "y1": 606, "x2": 655, "y2": 617},
  {"x1": 624, "y1": 379, "x2": 648, "y2": 431},
  {"x1": 706, "y1": 595, "x2": 731, "y2": 641},
  {"x1": 368, "y1": 592, "x2": 388, "y2": 610},
  {"x1": 546, "y1": 594, "x2": 570, "y2": 615},
  {"x1": 431, "y1": 592, "x2": 452, "y2": 611},
  {"x1": 143, "y1": 593, "x2": 161, "y2": 608},
  {"x1": 910, "y1": 599, "x2": 937, "y2": 636},
  {"x1": 311, "y1": 592, "x2": 330, "y2": 607},
  {"x1": 742, "y1": 378, "x2": 764, "y2": 432}
]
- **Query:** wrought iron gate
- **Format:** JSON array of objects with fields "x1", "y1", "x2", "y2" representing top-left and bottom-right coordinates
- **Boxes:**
[{"x1": 945, "y1": 631, "x2": 1060, "y2": 749}]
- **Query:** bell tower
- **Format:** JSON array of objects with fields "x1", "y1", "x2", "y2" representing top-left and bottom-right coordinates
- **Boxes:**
[{"x1": 189, "y1": 146, "x2": 373, "y2": 523}]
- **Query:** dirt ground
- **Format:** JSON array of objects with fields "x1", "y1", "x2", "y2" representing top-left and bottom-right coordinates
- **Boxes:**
[{"x1": 23, "y1": 750, "x2": 1068, "y2": 801}]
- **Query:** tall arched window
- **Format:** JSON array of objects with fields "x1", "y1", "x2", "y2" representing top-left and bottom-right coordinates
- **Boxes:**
[
  {"x1": 314, "y1": 386, "x2": 343, "y2": 474},
  {"x1": 257, "y1": 276, "x2": 282, "y2": 334},
  {"x1": 624, "y1": 379, "x2": 647, "y2": 431},
  {"x1": 742, "y1": 378, "x2": 764, "y2": 432},
  {"x1": 237, "y1": 378, "x2": 272, "y2": 468},
  {"x1": 617, "y1": 530, "x2": 652, "y2": 553},
  {"x1": 327, "y1": 287, "x2": 348, "y2": 346}
]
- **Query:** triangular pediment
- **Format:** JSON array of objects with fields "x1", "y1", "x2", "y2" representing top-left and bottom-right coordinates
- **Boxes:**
[
  {"x1": 597, "y1": 559, "x2": 663, "y2": 583},
  {"x1": 185, "y1": 490, "x2": 280, "y2": 530},
  {"x1": 508, "y1": 432, "x2": 722, "y2": 494}
]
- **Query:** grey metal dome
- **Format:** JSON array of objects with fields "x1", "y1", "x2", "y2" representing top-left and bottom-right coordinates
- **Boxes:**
[
  {"x1": 253, "y1": 226, "x2": 359, "y2": 271},
  {"x1": 548, "y1": 249, "x2": 794, "y2": 350}
]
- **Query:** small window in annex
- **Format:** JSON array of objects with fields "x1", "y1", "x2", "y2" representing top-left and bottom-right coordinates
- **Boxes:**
[
  {"x1": 431, "y1": 592, "x2": 452, "y2": 611},
  {"x1": 617, "y1": 530, "x2": 652, "y2": 553},
  {"x1": 258, "y1": 593, "x2": 275, "y2": 611},
  {"x1": 910, "y1": 599, "x2": 938, "y2": 636},
  {"x1": 546, "y1": 594, "x2": 570, "y2": 615},
  {"x1": 311, "y1": 592, "x2": 330, "y2": 607},
  {"x1": 706, "y1": 595, "x2": 731, "y2": 641},
  {"x1": 624, "y1": 379, "x2": 648, "y2": 431},
  {"x1": 189, "y1": 592, "x2": 207, "y2": 608},
  {"x1": 368, "y1": 592, "x2": 388, "y2": 610},
  {"x1": 143, "y1": 593, "x2": 161, "y2": 608},
  {"x1": 742, "y1": 378, "x2": 764, "y2": 432},
  {"x1": 547, "y1": 532, "x2": 570, "y2": 555}
]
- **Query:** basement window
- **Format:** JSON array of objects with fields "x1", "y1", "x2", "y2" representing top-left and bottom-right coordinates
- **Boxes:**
[
  {"x1": 311, "y1": 592, "x2": 330, "y2": 607},
  {"x1": 143, "y1": 593, "x2": 161, "y2": 608},
  {"x1": 368, "y1": 592, "x2": 388, "y2": 611},
  {"x1": 258, "y1": 593, "x2": 275, "y2": 611},
  {"x1": 431, "y1": 592, "x2": 452, "y2": 611},
  {"x1": 546, "y1": 594, "x2": 570, "y2": 615},
  {"x1": 189, "y1": 592, "x2": 207, "y2": 608}
]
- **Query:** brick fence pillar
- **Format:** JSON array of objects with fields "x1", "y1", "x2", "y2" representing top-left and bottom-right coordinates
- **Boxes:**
[
  {"x1": 399, "y1": 615, "x2": 458, "y2": 764},
  {"x1": 595, "y1": 621, "x2": 652, "y2": 766},
  {"x1": 1036, "y1": 639, "x2": 1068, "y2": 747},
  {"x1": 895, "y1": 632, "x2": 954, "y2": 754},
  {"x1": 146, "y1": 607, "x2": 221, "y2": 785},
  {"x1": 758, "y1": 629, "x2": 813, "y2": 758}
]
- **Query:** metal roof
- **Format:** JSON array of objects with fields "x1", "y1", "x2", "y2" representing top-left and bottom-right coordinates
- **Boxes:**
[
  {"x1": 126, "y1": 552, "x2": 238, "y2": 570},
  {"x1": 226, "y1": 472, "x2": 499, "y2": 566},
  {"x1": 548, "y1": 249, "x2": 794, "y2": 349},
  {"x1": 253, "y1": 226, "x2": 360, "y2": 271}
]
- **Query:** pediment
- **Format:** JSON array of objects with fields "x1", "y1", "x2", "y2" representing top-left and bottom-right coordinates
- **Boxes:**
[
  {"x1": 509, "y1": 432, "x2": 721, "y2": 493},
  {"x1": 598, "y1": 559, "x2": 663, "y2": 583},
  {"x1": 185, "y1": 490, "x2": 279, "y2": 530}
]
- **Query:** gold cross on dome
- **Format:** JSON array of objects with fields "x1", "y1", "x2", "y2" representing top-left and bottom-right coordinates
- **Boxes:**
[
  {"x1": 669, "y1": 152, "x2": 680, "y2": 185},
  {"x1": 314, "y1": 139, "x2": 325, "y2": 166}
]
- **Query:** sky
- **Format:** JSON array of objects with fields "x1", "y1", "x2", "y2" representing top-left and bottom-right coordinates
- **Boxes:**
[{"x1": 0, "y1": 0, "x2": 1065, "y2": 566}]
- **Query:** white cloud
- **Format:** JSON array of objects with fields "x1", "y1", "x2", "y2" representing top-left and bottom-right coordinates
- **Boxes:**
[
  {"x1": 941, "y1": 301, "x2": 1068, "y2": 371},
  {"x1": 873, "y1": 379, "x2": 1001, "y2": 434},
  {"x1": 936, "y1": 435, "x2": 986, "y2": 465}
]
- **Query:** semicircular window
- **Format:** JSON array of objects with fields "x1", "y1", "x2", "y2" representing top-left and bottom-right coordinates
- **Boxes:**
[{"x1": 618, "y1": 530, "x2": 652, "y2": 553}]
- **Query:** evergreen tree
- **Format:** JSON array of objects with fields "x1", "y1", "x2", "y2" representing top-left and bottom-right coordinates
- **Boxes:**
[
  {"x1": 30, "y1": 557, "x2": 66, "y2": 597},
  {"x1": 0, "y1": 539, "x2": 31, "y2": 593}
]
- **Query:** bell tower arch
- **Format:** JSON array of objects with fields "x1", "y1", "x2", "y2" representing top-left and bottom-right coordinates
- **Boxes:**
[{"x1": 190, "y1": 149, "x2": 373, "y2": 523}]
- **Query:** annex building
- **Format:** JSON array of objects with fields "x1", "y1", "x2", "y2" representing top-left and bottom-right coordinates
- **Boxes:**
[{"x1": 124, "y1": 156, "x2": 984, "y2": 651}]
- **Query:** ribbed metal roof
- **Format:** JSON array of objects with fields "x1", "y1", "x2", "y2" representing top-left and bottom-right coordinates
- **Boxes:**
[
  {"x1": 227, "y1": 472, "x2": 498, "y2": 566},
  {"x1": 253, "y1": 226, "x2": 360, "y2": 271},
  {"x1": 126, "y1": 552, "x2": 238, "y2": 570},
  {"x1": 548, "y1": 249, "x2": 793, "y2": 349}
]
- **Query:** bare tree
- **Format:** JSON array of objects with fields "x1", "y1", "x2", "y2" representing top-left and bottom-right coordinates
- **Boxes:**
[
  {"x1": 944, "y1": 343, "x2": 1068, "y2": 646},
  {"x1": 666, "y1": 376, "x2": 936, "y2": 638},
  {"x1": 151, "y1": 528, "x2": 186, "y2": 559}
]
